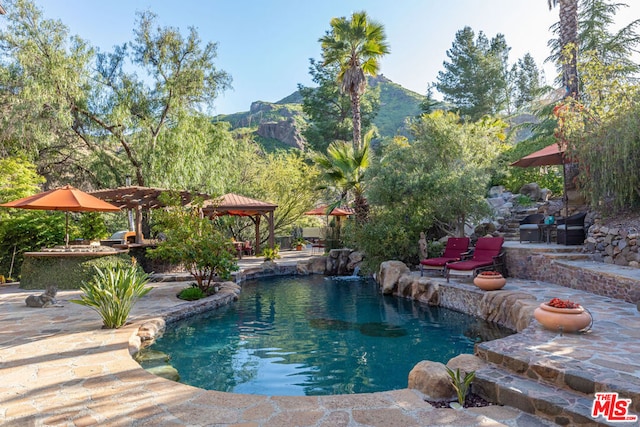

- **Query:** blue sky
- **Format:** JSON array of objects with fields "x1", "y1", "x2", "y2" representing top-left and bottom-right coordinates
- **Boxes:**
[{"x1": 25, "y1": 1, "x2": 640, "y2": 114}]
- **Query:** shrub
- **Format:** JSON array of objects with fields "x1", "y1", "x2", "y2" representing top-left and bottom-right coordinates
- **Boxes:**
[
  {"x1": 71, "y1": 264, "x2": 152, "y2": 329},
  {"x1": 514, "y1": 194, "x2": 534, "y2": 207},
  {"x1": 427, "y1": 240, "x2": 445, "y2": 259},
  {"x1": 148, "y1": 207, "x2": 238, "y2": 295},
  {"x1": 262, "y1": 244, "x2": 281, "y2": 261},
  {"x1": 19, "y1": 253, "x2": 131, "y2": 289},
  {"x1": 178, "y1": 285, "x2": 206, "y2": 301}
]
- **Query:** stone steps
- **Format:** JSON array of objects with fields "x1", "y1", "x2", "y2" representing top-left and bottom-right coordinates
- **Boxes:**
[
  {"x1": 473, "y1": 364, "x2": 617, "y2": 426},
  {"x1": 473, "y1": 331, "x2": 640, "y2": 425}
]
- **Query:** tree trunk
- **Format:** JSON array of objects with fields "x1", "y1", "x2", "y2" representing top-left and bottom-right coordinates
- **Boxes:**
[
  {"x1": 559, "y1": 0, "x2": 579, "y2": 98},
  {"x1": 351, "y1": 91, "x2": 362, "y2": 150},
  {"x1": 354, "y1": 193, "x2": 369, "y2": 225}
]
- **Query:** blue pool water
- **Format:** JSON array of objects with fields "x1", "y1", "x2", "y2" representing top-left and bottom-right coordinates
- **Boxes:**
[{"x1": 142, "y1": 275, "x2": 513, "y2": 396}]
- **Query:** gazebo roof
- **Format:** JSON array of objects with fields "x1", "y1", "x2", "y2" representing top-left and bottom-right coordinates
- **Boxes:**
[
  {"x1": 89, "y1": 186, "x2": 209, "y2": 209},
  {"x1": 202, "y1": 193, "x2": 277, "y2": 217}
]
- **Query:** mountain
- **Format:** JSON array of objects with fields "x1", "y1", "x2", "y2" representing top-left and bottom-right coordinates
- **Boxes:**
[{"x1": 213, "y1": 75, "x2": 426, "y2": 151}]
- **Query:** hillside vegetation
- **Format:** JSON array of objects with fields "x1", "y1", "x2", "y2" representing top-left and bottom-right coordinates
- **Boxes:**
[{"x1": 214, "y1": 75, "x2": 426, "y2": 150}]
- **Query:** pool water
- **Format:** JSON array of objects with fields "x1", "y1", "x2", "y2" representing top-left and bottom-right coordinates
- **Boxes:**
[{"x1": 142, "y1": 275, "x2": 513, "y2": 396}]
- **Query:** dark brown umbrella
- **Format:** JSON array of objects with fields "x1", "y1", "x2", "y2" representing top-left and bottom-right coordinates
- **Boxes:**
[
  {"x1": 0, "y1": 185, "x2": 121, "y2": 246},
  {"x1": 510, "y1": 143, "x2": 567, "y2": 168},
  {"x1": 510, "y1": 142, "x2": 571, "y2": 217}
]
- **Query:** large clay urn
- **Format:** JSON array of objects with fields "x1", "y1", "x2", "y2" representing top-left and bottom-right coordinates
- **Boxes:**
[
  {"x1": 534, "y1": 303, "x2": 592, "y2": 333},
  {"x1": 473, "y1": 271, "x2": 506, "y2": 291}
]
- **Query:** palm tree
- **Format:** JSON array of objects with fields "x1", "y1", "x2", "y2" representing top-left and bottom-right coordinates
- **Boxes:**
[
  {"x1": 314, "y1": 132, "x2": 372, "y2": 224},
  {"x1": 548, "y1": 0, "x2": 579, "y2": 98},
  {"x1": 319, "y1": 11, "x2": 389, "y2": 150}
]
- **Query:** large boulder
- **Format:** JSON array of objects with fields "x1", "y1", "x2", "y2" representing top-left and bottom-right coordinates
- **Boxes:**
[
  {"x1": 408, "y1": 360, "x2": 456, "y2": 402},
  {"x1": 447, "y1": 354, "x2": 486, "y2": 377},
  {"x1": 519, "y1": 182, "x2": 542, "y2": 201},
  {"x1": 377, "y1": 261, "x2": 410, "y2": 294}
]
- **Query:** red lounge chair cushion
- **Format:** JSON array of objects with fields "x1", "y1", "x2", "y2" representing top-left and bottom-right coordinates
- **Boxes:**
[
  {"x1": 420, "y1": 237, "x2": 470, "y2": 266},
  {"x1": 446, "y1": 237, "x2": 504, "y2": 271},
  {"x1": 445, "y1": 259, "x2": 494, "y2": 272},
  {"x1": 420, "y1": 256, "x2": 460, "y2": 267}
]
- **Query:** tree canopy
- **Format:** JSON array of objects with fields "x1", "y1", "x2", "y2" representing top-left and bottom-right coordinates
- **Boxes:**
[{"x1": 319, "y1": 11, "x2": 389, "y2": 149}]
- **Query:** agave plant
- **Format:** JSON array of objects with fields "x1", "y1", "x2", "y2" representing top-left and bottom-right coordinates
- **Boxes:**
[
  {"x1": 71, "y1": 264, "x2": 152, "y2": 328},
  {"x1": 446, "y1": 367, "x2": 476, "y2": 406}
]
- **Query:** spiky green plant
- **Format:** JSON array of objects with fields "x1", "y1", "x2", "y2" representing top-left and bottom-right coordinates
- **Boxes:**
[
  {"x1": 446, "y1": 367, "x2": 476, "y2": 406},
  {"x1": 71, "y1": 264, "x2": 152, "y2": 328},
  {"x1": 262, "y1": 244, "x2": 281, "y2": 261}
]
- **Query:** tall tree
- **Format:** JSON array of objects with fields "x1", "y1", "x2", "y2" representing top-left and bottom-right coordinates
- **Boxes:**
[
  {"x1": 298, "y1": 58, "x2": 379, "y2": 153},
  {"x1": 436, "y1": 27, "x2": 510, "y2": 121},
  {"x1": 0, "y1": 0, "x2": 232, "y2": 190},
  {"x1": 319, "y1": 11, "x2": 389, "y2": 150},
  {"x1": 511, "y1": 53, "x2": 544, "y2": 110},
  {"x1": 548, "y1": 0, "x2": 640, "y2": 86},
  {"x1": 314, "y1": 132, "x2": 372, "y2": 224},
  {"x1": 548, "y1": 0, "x2": 579, "y2": 98}
]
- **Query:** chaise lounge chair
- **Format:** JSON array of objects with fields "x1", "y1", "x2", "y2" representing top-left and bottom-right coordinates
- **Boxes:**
[
  {"x1": 420, "y1": 237, "x2": 470, "y2": 276},
  {"x1": 445, "y1": 237, "x2": 505, "y2": 282}
]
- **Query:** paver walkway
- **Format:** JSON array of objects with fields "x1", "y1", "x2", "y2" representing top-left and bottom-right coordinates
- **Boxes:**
[{"x1": 0, "y1": 249, "x2": 633, "y2": 426}]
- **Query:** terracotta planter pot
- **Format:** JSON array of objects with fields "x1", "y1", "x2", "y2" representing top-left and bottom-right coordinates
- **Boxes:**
[
  {"x1": 533, "y1": 303, "x2": 592, "y2": 332},
  {"x1": 473, "y1": 273, "x2": 506, "y2": 290}
]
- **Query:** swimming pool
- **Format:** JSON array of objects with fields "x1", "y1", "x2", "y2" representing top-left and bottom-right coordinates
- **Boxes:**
[{"x1": 141, "y1": 275, "x2": 513, "y2": 396}]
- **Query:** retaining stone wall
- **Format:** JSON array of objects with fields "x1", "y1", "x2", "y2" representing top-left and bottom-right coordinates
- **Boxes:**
[
  {"x1": 505, "y1": 246, "x2": 639, "y2": 303},
  {"x1": 585, "y1": 224, "x2": 640, "y2": 268}
]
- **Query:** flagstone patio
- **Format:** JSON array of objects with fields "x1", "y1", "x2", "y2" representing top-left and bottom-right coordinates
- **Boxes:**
[{"x1": 0, "y1": 247, "x2": 637, "y2": 426}]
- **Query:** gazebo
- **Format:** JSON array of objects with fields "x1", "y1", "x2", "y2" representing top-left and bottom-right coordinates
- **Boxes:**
[
  {"x1": 90, "y1": 188, "x2": 277, "y2": 253},
  {"x1": 89, "y1": 186, "x2": 209, "y2": 244},
  {"x1": 202, "y1": 193, "x2": 277, "y2": 254}
]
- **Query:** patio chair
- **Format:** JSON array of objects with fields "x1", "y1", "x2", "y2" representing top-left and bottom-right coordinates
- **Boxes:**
[
  {"x1": 556, "y1": 212, "x2": 587, "y2": 245},
  {"x1": 242, "y1": 240, "x2": 254, "y2": 256},
  {"x1": 519, "y1": 213, "x2": 545, "y2": 243},
  {"x1": 419, "y1": 237, "x2": 470, "y2": 276},
  {"x1": 445, "y1": 237, "x2": 505, "y2": 282}
]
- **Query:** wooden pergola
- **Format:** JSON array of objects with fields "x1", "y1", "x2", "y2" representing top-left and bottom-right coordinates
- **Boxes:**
[
  {"x1": 90, "y1": 188, "x2": 277, "y2": 252},
  {"x1": 202, "y1": 193, "x2": 277, "y2": 254},
  {"x1": 89, "y1": 186, "x2": 209, "y2": 244}
]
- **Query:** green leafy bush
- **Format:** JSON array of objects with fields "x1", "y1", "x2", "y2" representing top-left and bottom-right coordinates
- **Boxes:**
[
  {"x1": 19, "y1": 253, "x2": 130, "y2": 289},
  {"x1": 71, "y1": 264, "x2": 152, "y2": 329},
  {"x1": 148, "y1": 206, "x2": 238, "y2": 294},
  {"x1": 178, "y1": 285, "x2": 205, "y2": 301},
  {"x1": 514, "y1": 194, "x2": 534, "y2": 207},
  {"x1": 427, "y1": 240, "x2": 445, "y2": 259},
  {"x1": 262, "y1": 244, "x2": 281, "y2": 261}
]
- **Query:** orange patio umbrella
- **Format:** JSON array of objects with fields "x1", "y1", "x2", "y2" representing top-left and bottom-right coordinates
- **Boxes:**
[
  {"x1": 304, "y1": 206, "x2": 354, "y2": 217},
  {"x1": 0, "y1": 185, "x2": 121, "y2": 246}
]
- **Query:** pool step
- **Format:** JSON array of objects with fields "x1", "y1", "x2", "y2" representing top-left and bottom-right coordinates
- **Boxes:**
[
  {"x1": 474, "y1": 335, "x2": 640, "y2": 425},
  {"x1": 473, "y1": 364, "x2": 617, "y2": 426}
]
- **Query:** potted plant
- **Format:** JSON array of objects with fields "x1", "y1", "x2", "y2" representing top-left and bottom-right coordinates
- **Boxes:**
[
  {"x1": 473, "y1": 271, "x2": 506, "y2": 290},
  {"x1": 534, "y1": 297, "x2": 592, "y2": 333},
  {"x1": 294, "y1": 237, "x2": 306, "y2": 251}
]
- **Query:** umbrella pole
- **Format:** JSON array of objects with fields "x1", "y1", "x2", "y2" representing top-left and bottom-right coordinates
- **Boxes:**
[
  {"x1": 562, "y1": 163, "x2": 569, "y2": 219},
  {"x1": 65, "y1": 211, "x2": 69, "y2": 247}
]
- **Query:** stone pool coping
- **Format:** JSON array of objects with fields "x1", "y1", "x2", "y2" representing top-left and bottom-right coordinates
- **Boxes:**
[
  {"x1": 10, "y1": 243, "x2": 633, "y2": 426},
  {"x1": 0, "y1": 277, "x2": 560, "y2": 427}
]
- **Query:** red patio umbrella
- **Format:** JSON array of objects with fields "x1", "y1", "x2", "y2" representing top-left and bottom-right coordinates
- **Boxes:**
[
  {"x1": 0, "y1": 185, "x2": 121, "y2": 246},
  {"x1": 510, "y1": 142, "x2": 571, "y2": 217},
  {"x1": 510, "y1": 143, "x2": 567, "y2": 168}
]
